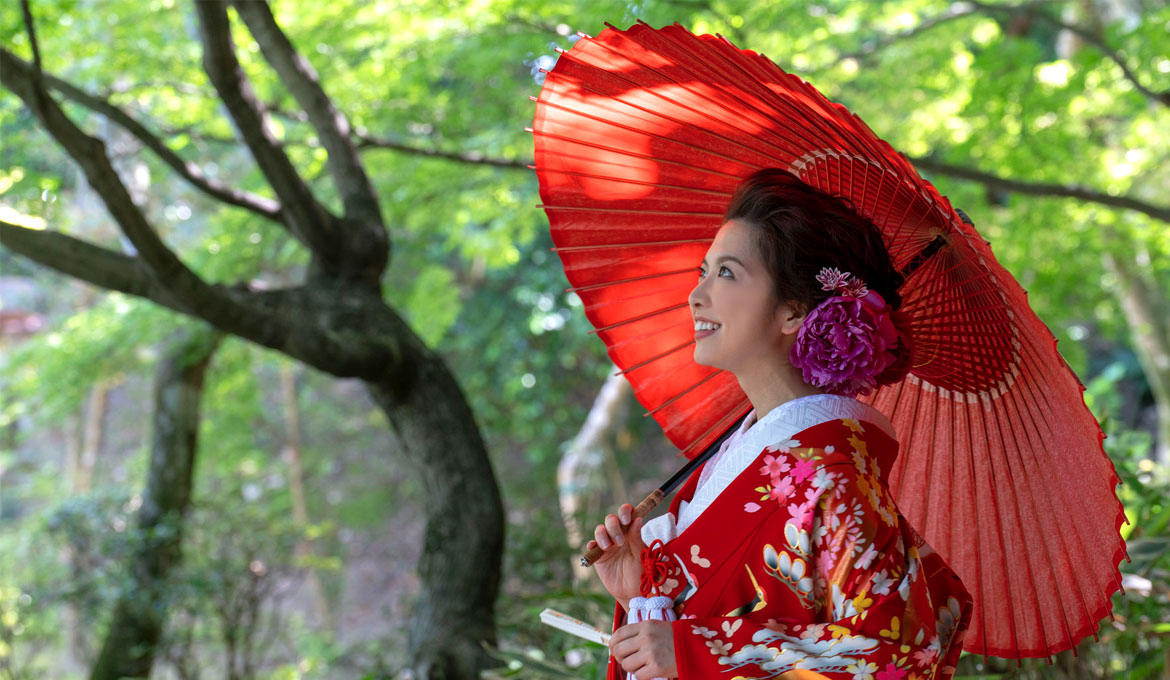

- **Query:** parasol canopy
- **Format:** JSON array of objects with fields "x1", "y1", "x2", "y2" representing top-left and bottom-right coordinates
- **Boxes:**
[{"x1": 530, "y1": 21, "x2": 1127, "y2": 659}]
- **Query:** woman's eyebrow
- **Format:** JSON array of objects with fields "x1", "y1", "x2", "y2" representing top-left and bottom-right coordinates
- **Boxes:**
[{"x1": 700, "y1": 254, "x2": 747, "y2": 267}]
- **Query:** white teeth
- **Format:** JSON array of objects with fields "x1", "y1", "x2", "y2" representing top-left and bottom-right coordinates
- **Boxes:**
[{"x1": 694, "y1": 321, "x2": 722, "y2": 331}]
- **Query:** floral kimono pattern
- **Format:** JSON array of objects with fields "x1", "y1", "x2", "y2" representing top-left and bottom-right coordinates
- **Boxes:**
[{"x1": 607, "y1": 403, "x2": 971, "y2": 680}]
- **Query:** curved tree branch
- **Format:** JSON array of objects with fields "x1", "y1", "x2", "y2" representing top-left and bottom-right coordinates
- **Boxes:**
[
  {"x1": 0, "y1": 220, "x2": 398, "y2": 380},
  {"x1": 360, "y1": 138, "x2": 1170, "y2": 223},
  {"x1": 231, "y1": 0, "x2": 387, "y2": 274},
  {"x1": 908, "y1": 155, "x2": 1170, "y2": 223},
  {"x1": 0, "y1": 49, "x2": 299, "y2": 335},
  {"x1": 0, "y1": 220, "x2": 191, "y2": 314},
  {"x1": 24, "y1": 61, "x2": 282, "y2": 222},
  {"x1": 812, "y1": 0, "x2": 1061, "y2": 72},
  {"x1": 969, "y1": 0, "x2": 1169, "y2": 108},
  {"x1": 192, "y1": 0, "x2": 341, "y2": 262},
  {"x1": 356, "y1": 134, "x2": 531, "y2": 169}
]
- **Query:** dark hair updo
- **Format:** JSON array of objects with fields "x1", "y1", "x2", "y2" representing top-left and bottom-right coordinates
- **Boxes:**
[
  {"x1": 724, "y1": 168, "x2": 905, "y2": 318},
  {"x1": 726, "y1": 168, "x2": 914, "y2": 388}
]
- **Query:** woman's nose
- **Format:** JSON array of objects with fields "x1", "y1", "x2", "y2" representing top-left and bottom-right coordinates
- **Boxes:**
[{"x1": 688, "y1": 278, "x2": 706, "y2": 311}]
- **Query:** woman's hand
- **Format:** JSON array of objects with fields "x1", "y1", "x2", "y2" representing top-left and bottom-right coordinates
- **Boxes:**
[
  {"x1": 610, "y1": 620, "x2": 677, "y2": 679},
  {"x1": 588, "y1": 503, "x2": 647, "y2": 608}
]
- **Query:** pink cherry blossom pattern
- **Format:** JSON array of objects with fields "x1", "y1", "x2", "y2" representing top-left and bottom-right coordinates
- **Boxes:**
[
  {"x1": 876, "y1": 663, "x2": 907, "y2": 680},
  {"x1": 791, "y1": 459, "x2": 817, "y2": 485},
  {"x1": 759, "y1": 454, "x2": 791, "y2": 478},
  {"x1": 769, "y1": 477, "x2": 796, "y2": 502}
]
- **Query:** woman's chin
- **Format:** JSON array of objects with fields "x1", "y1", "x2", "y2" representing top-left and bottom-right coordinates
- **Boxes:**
[{"x1": 692, "y1": 348, "x2": 717, "y2": 369}]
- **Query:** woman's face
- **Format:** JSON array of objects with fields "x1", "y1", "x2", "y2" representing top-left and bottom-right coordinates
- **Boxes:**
[{"x1": 688, "y1": 219, "x2": 802, "y2": 375}]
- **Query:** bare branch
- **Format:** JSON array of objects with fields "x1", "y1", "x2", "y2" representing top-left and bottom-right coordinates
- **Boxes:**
[
  {"x1": 231, "y1": 1, "x2": 382, "y2": 227},
  {"x1": 192, "y1": 0, "x2": 340, "y2": 261},
  {"x1": 356, "y1": 133, "x2": 530, "y2": 170},
  {"x1": 969, "y1": 0, "x2": 1170, "y2": 108},
  {"x1": 33, "y1": 66, "x2": 282, "y2": 221},
  {"x1": 0, "y1": 220, "x2": 191, "y2": 314},
  {"x1": 908, "y1": 155, "x2": 1170, "y2": 223},
  {"x1": 819, "y1": 3, "x2": 982, "y2": 69},
  {"x1": 0, "y1": 48, "x2": 396, "y2": 377},
  {"x1": 355, "y1": 133, "x2": 1170, "y2": 221},
  {"x1": 19, "y1": 0, "x2": 42, "y2": 72},
  {"x1": 0, "y1": 48, "x2": 291, "y2": 331},
  {"x1": 0, "y1": 220, "x2": 399, "y2": 379},
  {"x1": 811, "y1": 0, "x2": 1061, "y2": 72}
]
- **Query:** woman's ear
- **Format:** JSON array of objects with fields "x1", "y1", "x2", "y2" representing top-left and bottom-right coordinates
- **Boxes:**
[{"x1": 774, "y1": 300, "x2": 806, "y2": 336}]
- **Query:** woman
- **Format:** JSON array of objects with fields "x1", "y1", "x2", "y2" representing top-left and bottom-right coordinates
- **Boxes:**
[{"x1": 587, "y1": 169, "x2": 972, "y2": 680}]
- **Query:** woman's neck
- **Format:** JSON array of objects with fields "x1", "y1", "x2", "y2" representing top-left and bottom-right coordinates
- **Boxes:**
[{"x1": 736, "y1": 355, "x2": 826, "y2": 422}]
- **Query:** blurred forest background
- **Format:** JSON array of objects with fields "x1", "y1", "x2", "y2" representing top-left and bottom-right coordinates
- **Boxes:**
[{"x1": 1, "y1": 0, "x2": 1167, "y2": 678}]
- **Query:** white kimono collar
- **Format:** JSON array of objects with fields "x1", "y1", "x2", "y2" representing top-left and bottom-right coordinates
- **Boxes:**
[{"x1": 644, "y1": 393, "x2": 896, "y2": 544}]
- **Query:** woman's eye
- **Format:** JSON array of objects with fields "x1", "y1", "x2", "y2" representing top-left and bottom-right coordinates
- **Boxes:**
[{"x1": 697, "y1": 265, "x2": 733, "y2": 279}]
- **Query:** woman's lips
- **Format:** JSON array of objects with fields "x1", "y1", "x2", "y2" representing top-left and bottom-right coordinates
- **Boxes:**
[{"x1": 695, "y1": 327, "x2": 719, "y2": 340}]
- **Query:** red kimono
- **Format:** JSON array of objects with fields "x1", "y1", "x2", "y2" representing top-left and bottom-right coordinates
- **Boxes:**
[{"x1": 608, "y1": 395, "x2": 972, "y2": 680}]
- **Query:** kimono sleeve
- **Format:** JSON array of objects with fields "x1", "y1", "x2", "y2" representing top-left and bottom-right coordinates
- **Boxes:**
[{"x1": 671, "y1": 459, "x2": 971, "y2": 680}]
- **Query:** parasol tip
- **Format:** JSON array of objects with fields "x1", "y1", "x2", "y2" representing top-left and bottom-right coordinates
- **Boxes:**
[
  {"x1": 527, "y1": 96, "x2": 538, "y2": 102},
  {"x1": 524, "y1": 126, "x2": 534, "y2": 132},
  {"x1": 526, "y1": 165, "x2": 536, "y2": 170},
  {"x1": 554, "y1": 46, "x2": 566, "y2": 54}
]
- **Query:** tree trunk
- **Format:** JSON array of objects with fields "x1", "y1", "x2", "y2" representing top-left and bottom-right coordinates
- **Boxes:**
[
  {"x1": 2, "y1": 8, "x2": 508, "y2": 675},
  {"x1": 364, "y1": 318, "x2": 505, "y2": 678},
  {"x1": 90, "y1": 326, "x2": 221, "y2": 680},
  {"x1": 558, "y1": 369, "x2": 631, "y2": 584},
  {"x1": 1102, "y1": 242, "x2": 1170, "y2": 463}
]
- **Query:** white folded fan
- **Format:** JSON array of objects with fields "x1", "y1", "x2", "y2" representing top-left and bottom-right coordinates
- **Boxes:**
[{"x1": 539, "y1": 608, "x2": 611, "y2": 645}]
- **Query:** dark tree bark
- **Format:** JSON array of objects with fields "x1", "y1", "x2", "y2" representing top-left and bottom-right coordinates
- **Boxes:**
[
  {"x1": 366, "y1": 327, "x2": 505, "y2": 677},
  {"x1": 90, "y1": 326, "x2": 221, "y2": 680},
  {"x1": 2, "y1": 2, "x2": 505, "y2": 676}
]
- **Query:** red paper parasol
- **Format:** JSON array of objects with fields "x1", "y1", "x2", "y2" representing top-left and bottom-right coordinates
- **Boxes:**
[{"x1": 531, "y1": 21, "x2": 1127, "y2": 659}]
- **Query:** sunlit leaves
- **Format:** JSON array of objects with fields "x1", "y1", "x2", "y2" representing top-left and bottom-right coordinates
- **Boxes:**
[{"x1": 403, "y1": 264, "x2": 460, "y2": 345}]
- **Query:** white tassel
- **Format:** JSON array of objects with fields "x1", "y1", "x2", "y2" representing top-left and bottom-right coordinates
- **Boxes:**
[{"x1": 624, "y1": 596, "x2": 677, "y2": 680}]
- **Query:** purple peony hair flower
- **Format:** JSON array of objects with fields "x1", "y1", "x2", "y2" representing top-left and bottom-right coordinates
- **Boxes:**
[{"x1": 790, "y1": 269, "x2": 907, "y2": 398}]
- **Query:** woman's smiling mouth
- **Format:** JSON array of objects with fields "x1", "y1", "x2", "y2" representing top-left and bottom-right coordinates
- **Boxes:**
[{"x1": 694, "y1": 319, "x2": 721, "y2": 339}]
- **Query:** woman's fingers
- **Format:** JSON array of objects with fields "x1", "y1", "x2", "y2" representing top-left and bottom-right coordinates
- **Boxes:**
[
  {"x1": 603, "y1": 513, "x2": 626, "y2": 546},
  {"x1": 592, "y1": 505, "x2": 640, "y2": 554},
  {"x1": 594, "y1": 523, "x2": 612, "y2": 550}
]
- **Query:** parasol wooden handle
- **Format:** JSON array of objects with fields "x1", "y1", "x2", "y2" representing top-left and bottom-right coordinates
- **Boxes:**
[{"x1": 579, "y1": 489, "x2": 665, "y2": 567}]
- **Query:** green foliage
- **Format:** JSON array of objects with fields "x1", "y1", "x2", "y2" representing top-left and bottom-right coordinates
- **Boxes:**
[
  {"x1": 1087, "y1": 365, "x2": 1168, "y2": 677},
  {"x1": 2, "y1": 0, "x2": 1168, "y2": 676}
]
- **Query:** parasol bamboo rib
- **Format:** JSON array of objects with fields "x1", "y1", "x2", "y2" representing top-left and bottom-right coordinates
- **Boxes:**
[
  {"x1": 550, "y1": 237, "x2": 716, "y2": 251},
  {"x1": 536, "y1": 168, "x2": 737, "y2": 195},
  {"x1": 587, "y1": 302, "x2": 690, "y2": 335},
  {"x1": 970, "y1": 396, "x2": 1024, "y2": 660},
  {"x1": 530, "y1": 129, "x2": 748, "y2": 181},
  {"x1": 614, "y1": 339, "x2": 695, "y2": 377},
  {"x1": 586, "y1": 33, "x2": 841, "y2": 157},
  {"x1": 547, "y1": 56, "x2": 821, "y2": 167},
  {"x1": 1014, "y1": 336, "x2": 1113, "y2": 635},
  {"x1": 643, "y1": 369, "x2": 724, "y2": 416},
  {"x1": 566, "y1": 268, "x2": 699, "y2": 294},
  {"x1": 999, "y1": 371, "x2": 1078, "y2": 654},
  {"x1": 986, "y1": 392, "x2": 1036, "y2": 659}
]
